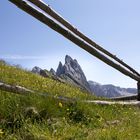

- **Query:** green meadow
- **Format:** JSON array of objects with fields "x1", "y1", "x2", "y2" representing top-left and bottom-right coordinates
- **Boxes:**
[{"x1": 1, "y1": 61, "x2": 140, "y2": 140}]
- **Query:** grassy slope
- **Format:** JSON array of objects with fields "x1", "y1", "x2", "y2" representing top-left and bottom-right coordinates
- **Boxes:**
[{"x1": 1, "y1": 61, "x2": 140, "y2": 140}]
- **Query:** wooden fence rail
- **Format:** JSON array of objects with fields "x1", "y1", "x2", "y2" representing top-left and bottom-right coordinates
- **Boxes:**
[{"x1": 1, "y1": 82, "x2": 140, "y2": 105}]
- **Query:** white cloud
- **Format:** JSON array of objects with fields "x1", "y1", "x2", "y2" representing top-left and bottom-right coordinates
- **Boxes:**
[{"x1": 0, "y1": 55, "x2": 49, "y2": 60}]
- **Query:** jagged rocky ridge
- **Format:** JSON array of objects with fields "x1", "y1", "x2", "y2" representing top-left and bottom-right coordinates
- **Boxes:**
[
  {"x1": 32, "y1": 55, "x2": 137, "y2": 97},
  {"x1": 32, "y1": 55, "x2": 91, "y2": 92},
  {"x1": 56, "y1": 55, "x2": 91, "y2": 92},
  {"x1": 88, "y1": 81, "x2": 137, "y2": 97},
  {"x1": 32, "y1": 66, "x2": 65, "y2": 83}
]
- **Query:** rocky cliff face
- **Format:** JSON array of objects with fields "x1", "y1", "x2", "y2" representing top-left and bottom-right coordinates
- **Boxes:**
[
  {"x1": 56, "y1": 55, "x2": 91, "y2": 92},
  {"x1": 32, "y1": 66, "x2": 65, "y2": 83},
  {"x1": 88, "y1": 81, "x2": 137, "y2": 98},
  {"x1": 31, "y1": 56, "x2": 91, "y2": 92},
  {"x1": 32, "y1": 66, "x2": 49, "y2": 78}
]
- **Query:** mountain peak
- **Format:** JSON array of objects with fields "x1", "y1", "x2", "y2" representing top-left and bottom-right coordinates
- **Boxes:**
[
  {"x1": 65, "y1": 55, "x2": 72, "y2": 63},
  {"x1": 56, "y1": 55, "x2": 91, "y2": 92},
  {"x1": 50, "y1": 68, "x2": 56, "y2": 75},
  {"x1": 65, "y1": 55, "x2": 78, "y2": 64},
  {"x1": 56, "y1": 62, "x2": 64, "y2": 76},
  {"x1": 32, "y1": 66, "x2": 42, "y2": 74}
]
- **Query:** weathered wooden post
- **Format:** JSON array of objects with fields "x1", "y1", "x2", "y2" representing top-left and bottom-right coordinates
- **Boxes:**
[{"x1": 137, "y1": 82, "x2": 140, "y2": 101}]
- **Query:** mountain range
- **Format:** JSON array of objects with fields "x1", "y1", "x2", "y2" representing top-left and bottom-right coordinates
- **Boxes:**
[{"x1": 32, "y1": 55, "x2": 137, "y2": 98}]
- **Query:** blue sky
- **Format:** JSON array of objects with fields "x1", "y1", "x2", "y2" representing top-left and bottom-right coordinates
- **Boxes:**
[{"x1": 1, "y1": 0, "x2": 140, "y2": 88}]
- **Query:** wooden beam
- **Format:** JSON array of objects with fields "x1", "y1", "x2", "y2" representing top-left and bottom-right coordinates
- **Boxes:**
[
  {"x1": 137, "y1": 82, "x2": 140, "y2": 101},
  {"x1": 9, "y1": 0, "x2": 140, "y2": 82},
  {"x1": 1, "y1": 82, "x2": 140, "y2": 106},
  {"x1": 28, "y1": 0, "x2": 140, "y2": 77},
  {"x1": 111, "y1": 94, "x2": 137, "y2": 101},
  {"x1": 84, "y1": 100, "x2": 140, "y2": 106},
  {"x1": 0, "y1": 82, "x2": 33, "y2": 95}
]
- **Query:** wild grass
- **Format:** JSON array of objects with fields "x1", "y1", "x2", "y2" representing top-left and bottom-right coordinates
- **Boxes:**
[
  {"x1": 1, "y1": 61, "x2": 140, "y2": 139},
  {"x1": 0, "y1": 61, "x2": 99, "y2": 100}
]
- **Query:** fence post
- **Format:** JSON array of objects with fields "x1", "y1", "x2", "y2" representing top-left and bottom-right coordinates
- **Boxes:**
[{"x1": 137, "y1": 82, "x2": 140, "y2": 101}]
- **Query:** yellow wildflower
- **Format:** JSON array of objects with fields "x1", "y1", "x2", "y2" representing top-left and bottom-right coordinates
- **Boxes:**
[
  {"x1": 102, "y1": 128, "x2": 106, "y2": 132},
  {"x1": 0, "y1": 129, "x2": 4, "y2": 136},
  {"x1": 59, "y1": 102, "x2": 63, "y2": 108}
]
